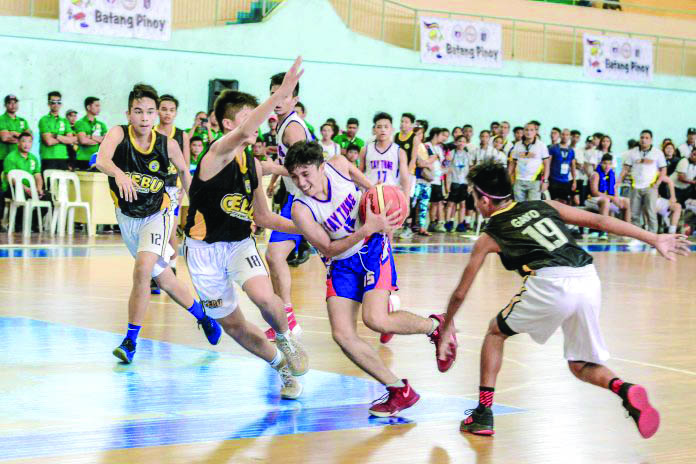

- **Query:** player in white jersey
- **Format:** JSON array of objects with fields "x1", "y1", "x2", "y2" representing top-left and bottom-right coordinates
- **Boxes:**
[
  {"x1": 359, "y1": 112, "x2": 410, "y2": 194},
  {"x1": 262, "y1": 71, "x2": 313, "y2": 341},
  {"x1": 285, "y1": 141, "x2": 458, "y2": 417}
]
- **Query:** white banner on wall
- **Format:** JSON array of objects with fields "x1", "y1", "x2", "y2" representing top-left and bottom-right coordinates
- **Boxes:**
[
  {"x1": 583, "y1": 33, "x2": 653, "y2": 82},
  {"x1": 59, "y1": 0, "x2": 171, "y2": 42},
  {"x1": 420, "y1": 16, "x2": 503, "y2": 69}
]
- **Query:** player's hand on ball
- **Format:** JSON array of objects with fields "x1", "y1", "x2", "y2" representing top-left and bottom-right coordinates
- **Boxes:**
[
  {"x1": 654, "y1": 234, "x2": 691, "y2": 261},
  {"x1": 365, "y1": 201, "x2": 396, "y2": 234},
  {"x1": 116, "y1": 172, "x2": 138, "y2": 202},
  {"x1": 278, "y1": 56, "x2": 304, "y2": 99}
]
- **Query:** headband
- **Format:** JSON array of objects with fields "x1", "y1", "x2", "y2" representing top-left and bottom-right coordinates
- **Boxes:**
[{"x1": 475, "y1": 185, "x2": 511, "y2": 200}]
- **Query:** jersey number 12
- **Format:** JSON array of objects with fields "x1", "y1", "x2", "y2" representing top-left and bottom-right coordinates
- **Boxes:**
[{"x1": 521, "y1": 218, "x2": 568, "y2": 252}]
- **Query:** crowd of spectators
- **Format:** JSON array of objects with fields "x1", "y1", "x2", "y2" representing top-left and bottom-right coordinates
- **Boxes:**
[{"x1": 1, "y1": 91, "x2": 695, "y2": 237}]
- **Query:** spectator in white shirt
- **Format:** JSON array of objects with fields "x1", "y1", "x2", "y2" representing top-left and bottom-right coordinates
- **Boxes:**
[
  {"x1": 671, "y1": 146, "x2": 696, "y2": 205},
  {"x1": 678, "y1": 128, "x2": 696, "y2": 158},
  {"x1": 462, "y1": 124, "x2": 477, "y2": 153},
  {"x1": 512, "y1": 126, "x2": 523, "y2": 144},
  {"x1": 509, "y1": 123, "x2": 550, "y2": 201},
  {"x1": 618, "y1": 130, "x2": 667, "y2": 232},
  {"x1": 473, "y1": 130, "x2": 497, "y2": 165},
  {"x1": 491, "y1": 136, "x2": 509, "y2": 167},
  {"x1": 499, "y1": 121, "x2": 514, "y2": 155}
]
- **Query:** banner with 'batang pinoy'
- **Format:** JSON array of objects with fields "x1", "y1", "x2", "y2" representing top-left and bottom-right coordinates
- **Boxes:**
[
  {"x1": 583, "y1": 33, "x2": 653, "y2": 82},
  {"x1": 420, "y1": 16, "x2": 503, "y2": 69},
  {"x1": 60, "y1": 0, "x2": 171, "y2": 41}
]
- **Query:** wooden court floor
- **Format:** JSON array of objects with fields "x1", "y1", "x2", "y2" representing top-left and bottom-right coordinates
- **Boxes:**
[{"x1": 0, "y1": 236, "x2": 695, "y2": 464}]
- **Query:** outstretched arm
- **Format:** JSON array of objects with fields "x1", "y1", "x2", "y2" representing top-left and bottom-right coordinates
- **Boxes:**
[{"x1": 546, "y1": 200, "x2": 690, "y2": 261}]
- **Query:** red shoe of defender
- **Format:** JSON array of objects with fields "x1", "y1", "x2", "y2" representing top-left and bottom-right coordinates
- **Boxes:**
[
  {"x1": 379, "y1": 295, "x2": 399, "y2": 344},
  {"x1": 428, "y1": 313, "x2": 458, "y2": 372},
  {"x1": 265, "y1": 306, "x2": 302, "y2": 342},
  {"x1": 620, "y1": 383, "x2": 660, "y2": 439},
  {"x1": 368, "y1": 379, "x2": 421, "y2": 417}
]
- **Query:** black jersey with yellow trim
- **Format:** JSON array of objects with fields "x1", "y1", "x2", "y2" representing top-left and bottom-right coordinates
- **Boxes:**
[
  {"x1": 395, "y1": 131, "x2": 415, "y2": 163},
  {"x1": 108, "y1": 125, "x2": 171, "y2": 218},
  {"x1": 156, "y1": 125, "x2": 184, "y2": 187},
  {"x1": 483, "y1": 200, "x2": 592, "y2": 276},
  {"x1": 184, "y1": 148, "x2": 259, "y2": 243}
]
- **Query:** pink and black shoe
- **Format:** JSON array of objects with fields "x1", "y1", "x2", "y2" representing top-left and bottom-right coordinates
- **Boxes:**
[
  {"x1": 460, "y1": 406, "x2": 495, "y2": 436},
  {"x1": 619, "y1": 383, "x2": 660, "y2": 439}
]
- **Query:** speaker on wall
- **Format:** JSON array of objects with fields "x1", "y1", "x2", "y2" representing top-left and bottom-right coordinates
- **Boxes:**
[{"x1": 208, "y1": 79, "x2": 239, "y2": 112}]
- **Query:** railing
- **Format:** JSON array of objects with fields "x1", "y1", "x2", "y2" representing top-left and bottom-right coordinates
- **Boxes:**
[
  {"x1": 329, "y1": 0, "x2": 696, "y2": 77},
  {"x1": 531, "y1": 0, "x2": 696, "y2": 21},
  {"x1": 0, "y1": 0, "x2": 283, "y2": 28}
]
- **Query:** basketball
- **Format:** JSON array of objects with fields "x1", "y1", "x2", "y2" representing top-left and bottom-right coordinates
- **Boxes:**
[{"x1": 358, "y1": 184, "x2": 409, "y2": 226}]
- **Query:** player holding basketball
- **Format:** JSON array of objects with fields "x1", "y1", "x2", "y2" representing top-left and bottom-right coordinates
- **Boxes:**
[
  {"x1": 262, "y1": 71, "x2": 312, "y2": 341},
  {"x1": 438, "y1": 160, "x2": 690, "y2": 437},
  {"x1": 96, "y1": 84, "x2": 221, "y2": 363},
  {"x1": 184, "y1": 58, "x2": 308, "y2": 399},
  {"x1": 285, "y1": 141, "x2": 458, "y2": 417}
]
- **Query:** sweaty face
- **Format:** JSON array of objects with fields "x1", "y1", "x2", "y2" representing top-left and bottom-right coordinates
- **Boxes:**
[
  {"x1": 270, "y1": 84, "x2": 297, "y2": 117},
  {"x1": 374, "y1": 119, "x2": 392, "y2": 141},
  {"x1": 128, "y1": 97, "x2": 158, "y2": 135},
  {"x1": 158, "y1": 101, "x2": 177, "y2": 125},
  {"x1": 290, "y1": 164, "x2": 323, "y2": 197}
]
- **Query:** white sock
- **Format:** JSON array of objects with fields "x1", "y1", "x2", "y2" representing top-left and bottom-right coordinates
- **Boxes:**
[
  {"x1": 386, "y1": 379, "x2": 406, "y2": 388},
  {"x1": 668, "y1": 225, "x2": 677, "y2": 233},
  {"x1": 275, "y1": 330, "x2": 291, "y2": 341},
  {"x1": 428, "y1": 317, "x2": 440, "y2": 335},
  {"x1": 269, "y1": 347, "x2": 284, "y2": 368}
]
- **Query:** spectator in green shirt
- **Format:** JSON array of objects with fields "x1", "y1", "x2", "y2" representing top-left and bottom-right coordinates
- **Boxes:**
[
  {"x1": 294, "y1": 102, "x2": 316, "y2": 140},
  {"x1": 1, "y1": 132, "x2": 49, "y2": 230},
  {"x1": 74, "y1": 97, "x2": 108, "y2": 171},
  {"x1": 333, "y1": 117, "x2": 365, "y2": 155},
  {"x1": 38, "y1": 91, "x2": 77, "y2": 172},
  {"x1": 0, "y1": 95, "x2": 31, "y2": 170}
]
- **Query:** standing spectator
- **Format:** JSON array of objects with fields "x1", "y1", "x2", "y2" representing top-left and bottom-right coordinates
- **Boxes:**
[
  {"x1": 491, "y1": 136, "x2": 509, "y2": 167},
  {"x1": 74, "y1": 97, "x2": 108, "y2": 171},
  {"x1": 188, "y1": 136, "x2": 204, "y2": 173},
  {"x1": 547, "y1": 129, "x2": 577, "y2": 205},
  {"x1": 447, "y1": 126, "x2": 463, "y2": 151},
  {"x1": 678, "y1": 128, "x2": 696, "y2": 158},
  {"x1": 262, "y1": 114, "x2": 279, "y2": 160},
  {"x1": 325, "y1": 117, "x2": 340, "y2": 139},
  {"x1": 65, "y1": 109, "x2": 79, "y2": 169},
  {"x1": 395, "y1": 112, "x2": 417, "y2": 170},
  {"x1": 619, "y1": 130, "x2": 666, "y2": 232},
  {"x1": 570, "y1": 129, "x2": 582, "y2": 151},
  {"x1": 671, "y1": 146, "x2": 696, "y2": 205},
  {"x1": 512, "y1": 126, "x2": 524, "y2": 144},
  {"x1": 472, "y1": 130, "x2": 497, "y2": 165},
  {"x1": 569, "y1": 130, "x2": 587, "y2": 205},
  {"x1": 187, "y1": 111, "x2": 215, "y2": 156},
  {"x1": 319, "y1": 122, "x2": 340, "y2": 159},
  {"x1": 446, "y1": 135, "x2": 474, "y2": 232},
  {"x1": 583, "y1": 135, "x2": 602, "y2": 175},
  {"x1": 413, "y1": 128, "x2": 438, "y2": 236},
  {"x1": 490, "y1": 121, "x2": 500, "y2": 137},
  {"x1": 509, "y1": 122, "x2": 550, "y2": 201},
  {"x1": 461, "y1": 124, "x2": 477, "y2": 153},
  {"x1": 549, "y1": 127, "x2": 561, "y2": 145},
  {"x1": 499, "y1": 121, "x2": 514, "y2": 155},
  {"x1": 333, "y1": 117, "x2": 364, "y2": 155},
  {"x1": 426, "y1": 129, "x2": 447, "y2": 233},
  {"x1": 39, "y1": 91, "x2": 76, "y2": 172},
  {"x1": 0, "y1": 95, "x2": 31, "y2": 171},
  {"x1": 598, "y1": 135, "x2": 613, "y2": 156},
  {"x1": 294, "y1": 102, "x2": 316, "y2": 140},
  {"x1": 208, "y1": 110, "x2": 223, "y2": 141}
]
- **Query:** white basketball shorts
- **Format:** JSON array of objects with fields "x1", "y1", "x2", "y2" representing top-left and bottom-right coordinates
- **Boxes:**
[
  {"x1": 496, "y1": 265, "x2": 609, "y2": 364},
  {"x1": 116, "y1": 208, "x2": 175, "y2": 278},
  {"x1": 184, "y1": 237, "x2": 268, "y2": 319}
]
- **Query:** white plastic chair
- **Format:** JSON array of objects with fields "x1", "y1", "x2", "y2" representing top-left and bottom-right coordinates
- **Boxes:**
[
  {"x1": 49, "y1": 171, "x2": 91, "y2": 236},
  {"x1": 7, "y1": 169, "x2": 53, "y2": 237}
]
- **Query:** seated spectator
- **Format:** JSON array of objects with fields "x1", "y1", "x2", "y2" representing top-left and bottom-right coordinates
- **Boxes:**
[
  {"x1": 678, "y1": 128, "x2": 696, "y2": 158},
  {"x1": 671, "y1": 146, "x2": 696, "y2": 205},
  {"x1": 662, "y1": 142, "x2": 681, "y2": 175},
  {"x1": 188, "y1": 136, "x2": 205, "y2": 173},
  {"x1": 655, "y1": 175, "x2": 681, "y2": 234},
  {"x1": 187, "y1": 112, "x2": 215, "y2": 156},
  {"x1": 75, "y1": 97, "x2": 107, "y2": 171},
  {"x1": 0, "y1": 94, "x2": 31, "y2": 172},
  {"x1": 2, "y1": 132, "x2": 49, "y2": 231},
  {"x1": 548, "y1": 129, "x2": 577, "y2": 205},
  {"x1": 39, "y1": 91, "x2": 77, "y2": 172},
  {"x1": 618, "y1": 130, "x2": 666, "y2": 233},
  {"x1": 333, "y1": 117, "x2": 364, "y2": 155},
  {"x1": 586, "y1": 154, "x2": 631, "y2": 223}
]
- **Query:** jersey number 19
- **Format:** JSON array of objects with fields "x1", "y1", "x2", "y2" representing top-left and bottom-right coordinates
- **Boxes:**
[{"x1": 521, "y1": 218, "x2": 568, "y2": 252}]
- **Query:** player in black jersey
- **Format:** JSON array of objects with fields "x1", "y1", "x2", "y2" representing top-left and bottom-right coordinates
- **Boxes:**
[
  {"x1": 437, "y1": 160, "x2": 690, "y2": 439},
  {"x1": 183, "y1": 57, "x2": 308, "y2": 399},
  {"x1": 96, "y1": 84, "x2": 221, "y2": 364},
  {"x1": 153, "y1": 94, "x2": 189, "y2": 291}
]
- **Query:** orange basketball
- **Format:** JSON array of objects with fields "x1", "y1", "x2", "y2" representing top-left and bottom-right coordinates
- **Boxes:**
[{"x1": 358, "y1": 184, "x2": 409, "y2": 227}]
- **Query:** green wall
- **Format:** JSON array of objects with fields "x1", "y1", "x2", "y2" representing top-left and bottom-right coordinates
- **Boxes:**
[{"x1": 1, "y1": 0, "x2": 695, "y2": 160}]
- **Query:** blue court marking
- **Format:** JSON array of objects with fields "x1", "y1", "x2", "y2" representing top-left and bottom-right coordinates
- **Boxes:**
[
  {"x1": 0, "y1": 317, "x2": 523, "y2": 460},
  {"x1": 0, "y1": 242, "x2": 693, "y2": 258}
]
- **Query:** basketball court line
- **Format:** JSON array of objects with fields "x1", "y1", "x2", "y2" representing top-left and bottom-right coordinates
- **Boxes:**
[{"x1": 0, "y1": 317, "x2": 524, "y2": 461}]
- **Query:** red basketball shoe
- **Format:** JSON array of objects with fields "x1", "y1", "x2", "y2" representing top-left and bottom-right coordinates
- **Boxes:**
[
  {"x1": 428, "y1": 313, "x2": 458, "y2": 372},
  {"x1": 265, "y1": 306, "x2": 302, "y2": 342},
  {"x1": 368, "y1": 379, "x2": 420, "y2": 417}
]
